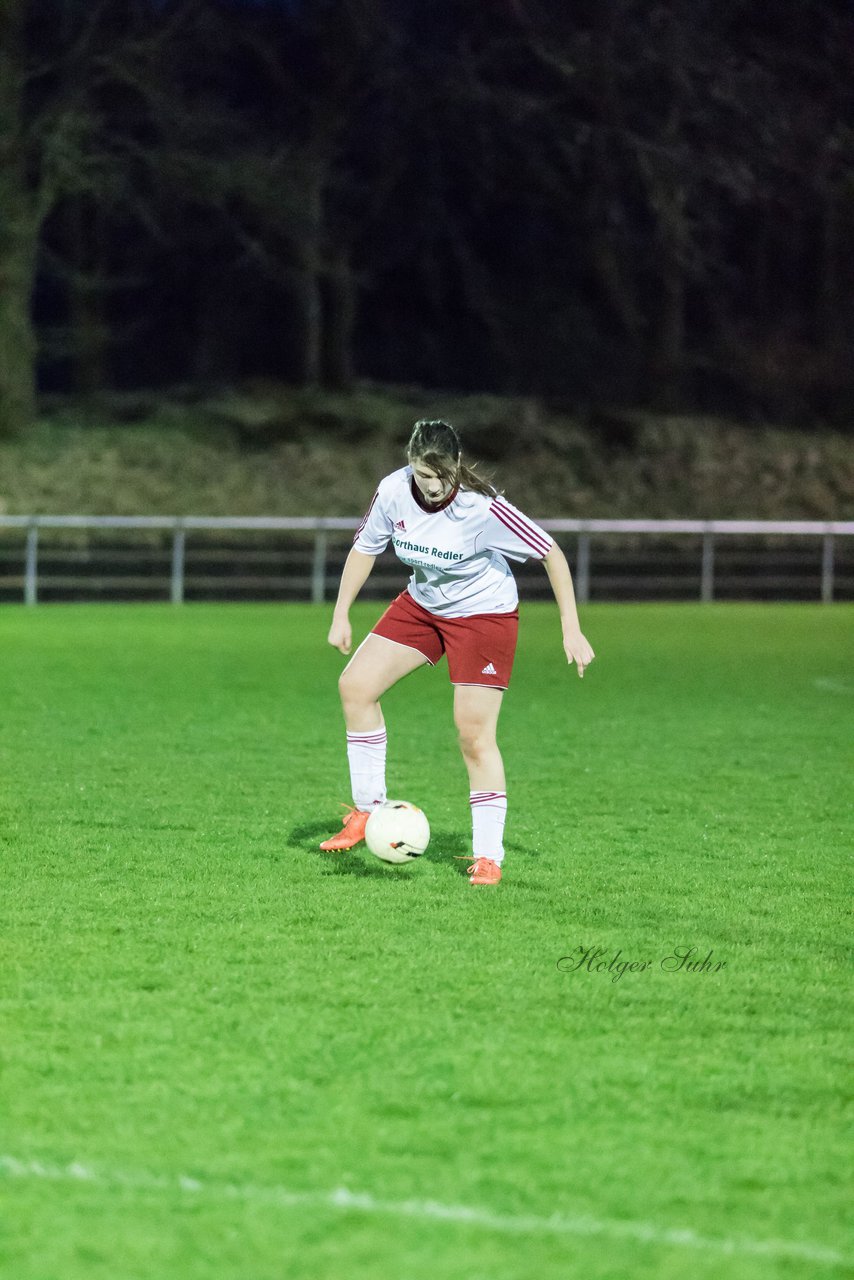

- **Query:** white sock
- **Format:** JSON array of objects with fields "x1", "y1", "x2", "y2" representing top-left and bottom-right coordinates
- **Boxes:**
[
  {"x1": 346, "y1": 728, "x2": 387, "y2": 811},
  {"x1": 470, "y1": 791, "x2": 507, "y2": 864}
]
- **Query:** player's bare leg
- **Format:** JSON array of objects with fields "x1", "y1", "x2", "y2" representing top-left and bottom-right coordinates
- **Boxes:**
[
  {"x1": 338, "y1": 633, "x2": 429, "y2": 731},
  {"x1": 453, "y1": 685, "x2": 506, "y2": 884},
  {"x1": 453, "y1": 684, "x2": 505, "y2": 790},
  {"x1": 320, "y1": 635, "x2": 429, "y2": 850}
]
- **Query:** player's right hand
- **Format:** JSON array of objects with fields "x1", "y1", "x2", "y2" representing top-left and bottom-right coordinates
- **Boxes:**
[{"x1": 328, "y1": 616, "x2": 352, "y2": 654}]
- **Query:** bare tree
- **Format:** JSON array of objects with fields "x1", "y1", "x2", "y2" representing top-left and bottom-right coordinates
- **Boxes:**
[
  {"x1": 158, "y1": 0, "x2": 401, "y2": 390},
  {"x1": 0, "y1": 0, "x2": 196, "y2": 433},
  {"x1": 468, "y1": 0, "x2": 851, "y2": 412},
  {"x1": 0, "y1": 0, "x2": 39, "y2": 433}
]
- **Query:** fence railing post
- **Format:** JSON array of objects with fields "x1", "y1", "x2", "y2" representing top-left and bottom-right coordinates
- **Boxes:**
[
  {"x1": 25, "y1": 522, "x2": 39, "y2": 606},
  {"x1": 171, "y1": 521, "x2": 186, "y2": 604},
  {"x1": 312, "y1": 530, "x2": 328, "y2": 604},
  {"x1": 0, "y1": 516, "x2": 851, "y2": 604},
  {"x1": 701, "y1": 530, "x2": 715, "y2": 602},
  {"x1": 821, "y1": 534, "x2": 834, "y2": 603},
  {"x1": 576, "y1": 532, "x2": 591, "y2": 604}
]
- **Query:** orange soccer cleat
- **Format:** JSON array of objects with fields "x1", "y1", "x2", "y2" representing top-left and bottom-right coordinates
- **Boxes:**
[
  {"x1": 463, "y1": 856, "x2": 502, "y2": 886},
  {"x1": 319, "y1": 805, "x2": 371, "y2": 851}
]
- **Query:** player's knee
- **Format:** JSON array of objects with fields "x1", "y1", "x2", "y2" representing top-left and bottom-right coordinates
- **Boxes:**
[
  {"x1": 338, "y1": 667, "x2": 371, "y2": 709},
  {"x1": 456, "y1": 720, "x2": 491, "y2": 762}
]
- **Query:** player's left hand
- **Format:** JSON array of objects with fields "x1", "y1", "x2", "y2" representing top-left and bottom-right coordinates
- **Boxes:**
[{"x1": 563, "y1": 630, "x2": 595, "y2": 678}]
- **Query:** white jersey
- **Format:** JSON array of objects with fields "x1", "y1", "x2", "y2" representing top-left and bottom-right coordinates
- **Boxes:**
[{"x1": 352, "y1": 466, "x2": 553, "y2": 617}]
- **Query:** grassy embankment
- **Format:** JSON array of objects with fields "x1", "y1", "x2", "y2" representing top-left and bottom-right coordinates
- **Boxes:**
[{"x1": 0, "y1": 386, "x2": 852, "y2": 519}]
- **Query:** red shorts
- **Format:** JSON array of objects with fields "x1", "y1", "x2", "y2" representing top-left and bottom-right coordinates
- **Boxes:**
[{"x1": 372, "y1": 590, "x2": 519, "y2": 689}]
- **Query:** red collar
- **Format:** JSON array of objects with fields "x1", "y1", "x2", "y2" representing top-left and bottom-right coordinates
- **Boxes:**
[{"x1": 410, "y1": 477, "x2": 459, "y2": 513}]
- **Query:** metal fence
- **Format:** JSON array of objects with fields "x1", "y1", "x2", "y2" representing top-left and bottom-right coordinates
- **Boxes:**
[{"x1": 0, "y1": 516, "x2": 852, "y2": 605}]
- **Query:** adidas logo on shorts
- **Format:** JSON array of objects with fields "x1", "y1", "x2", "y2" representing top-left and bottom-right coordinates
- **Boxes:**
[{"x1": 481, "y1": 662, "x2": 498, "y2": 675}]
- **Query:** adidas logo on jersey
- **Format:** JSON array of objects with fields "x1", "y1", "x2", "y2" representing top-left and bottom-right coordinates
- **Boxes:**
[
  {"x1": 394, "y1": 519, "x2": 406, "y2": 531},
  {"x1": 481, "y1": 662, "x2": 498, "y2": 675}
]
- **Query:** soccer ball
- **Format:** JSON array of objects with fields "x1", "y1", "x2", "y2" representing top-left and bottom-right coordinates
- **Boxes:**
[{"x1": 365, "y1": 801, "x2": 430, "y2": 864}]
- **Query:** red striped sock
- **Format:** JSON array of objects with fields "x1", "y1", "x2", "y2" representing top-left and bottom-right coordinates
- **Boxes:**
[
  {"x1": 469, "y1": 790, "x2": 507, "y2": 864},
  {"x1": 346, "y1": 728, "x2": 387, "y2": 811}
]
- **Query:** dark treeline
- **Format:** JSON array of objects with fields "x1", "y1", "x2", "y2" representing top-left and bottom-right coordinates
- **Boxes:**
[{"x1": 1, "y1": 0, "x2": 852, "y2": 435}]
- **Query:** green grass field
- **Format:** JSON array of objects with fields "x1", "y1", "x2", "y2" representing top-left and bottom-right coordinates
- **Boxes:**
[{"x1": 1, "y1": 602, "x2": 851, "y2": 1280}]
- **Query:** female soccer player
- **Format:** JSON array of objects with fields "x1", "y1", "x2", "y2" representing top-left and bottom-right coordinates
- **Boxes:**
[{"x1": 320, "y1": 419, "x2": 595, "y2": 885}]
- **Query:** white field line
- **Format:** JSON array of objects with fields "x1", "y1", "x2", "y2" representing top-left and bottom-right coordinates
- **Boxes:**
[{"x1": 1, "y1": 1155, "x2": 849, "y2": 1269}]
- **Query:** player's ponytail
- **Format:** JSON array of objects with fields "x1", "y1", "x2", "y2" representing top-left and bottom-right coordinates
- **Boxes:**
[{"x1": 407, "y1": 419, "x2": 499, "y2": 498}]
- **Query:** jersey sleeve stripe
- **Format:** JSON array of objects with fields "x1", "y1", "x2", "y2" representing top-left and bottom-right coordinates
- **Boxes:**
[
  {"x1": 492, "y1": 500, "x2": 552, "y2": 556},
  {"x1": 493, "y1": 498, "x2": 551, "y2": 549},
  {"x1": 353, "y1": 491, "x2": 379, "y2": 543}
]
